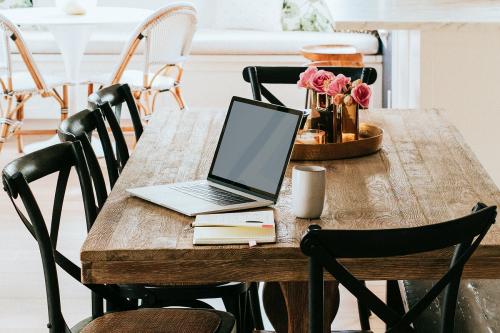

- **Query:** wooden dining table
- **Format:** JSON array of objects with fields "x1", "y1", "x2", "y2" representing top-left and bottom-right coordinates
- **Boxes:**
[{"x1": 81, "y1": 107, "x2": 500, "y2": 333}]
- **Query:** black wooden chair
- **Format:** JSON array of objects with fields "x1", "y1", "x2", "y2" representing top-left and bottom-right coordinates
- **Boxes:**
[
  {"x1": 86, "y1": 84, "x2": 143, "y2": 187},
  {"x1": 88, "y1": 83, "x2": 143, "y2": 141},
  {"x1": 2, "y1": 141, "x2": 236, "y2": 333},
  {"x1": 243, "y1": 65, "x2": 377, "y2": 330},
  {"x1": 301, "y1": 203, "x2": 497, "y2": 333},
  {"x1": 242, "y1": 66, "x2": 377, "y2": 107},
  {"x1": 57, "y1": 108, "x2": 263, "y2": 333}
]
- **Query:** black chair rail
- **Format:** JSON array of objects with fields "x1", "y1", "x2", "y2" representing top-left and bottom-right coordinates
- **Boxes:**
[{"x1": 242, "y1": 66, "x2": 377, "y2": 107}]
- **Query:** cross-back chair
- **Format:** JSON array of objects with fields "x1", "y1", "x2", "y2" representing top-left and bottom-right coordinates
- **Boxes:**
[
  {"x1": 57, "y1": 108, "x2": 117, "y2": 194},
  {"x1": 0, "y1": 13, "x2": 69, "y2": 153},
  {"x1": 301, "y1": 203, "x2": 497, "y2": 333},
  {"x1": 88, "y1": 3, "x2": 197, "y2": 116},
  {"x1": 87, "y1": 83, "x2": 144, "y2": 185},
  {"x1": 58, "y1": 109, "x2": 263, "y2": 333},
  {"x1": 243, "y1": 65, "x2": 377, "y2": 330},
  {"x1": 242, "y1": 66, "x2": 377, "y2": 107},
  {"x1": 2, "y1": 141, "x2": 236, "y2": 333},
  {"x1": 88, "y1": 83, "x2": 143, "y2": 142}
]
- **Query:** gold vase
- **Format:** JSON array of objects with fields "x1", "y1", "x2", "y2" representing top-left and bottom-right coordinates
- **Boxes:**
[
  {"x1": 306, "y1": 90, "x2": 329, "y2": 130},
  {"x1": 332, "y1": 103, "x2": 343, "y2": 143},
  {"x1": 341, "y1": 102, "x2": 359, "y2": 141}
]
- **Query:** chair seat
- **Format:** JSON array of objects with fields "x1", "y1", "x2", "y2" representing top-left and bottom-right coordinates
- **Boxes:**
[
  {"x1": 76, "y1": 308, "x2": 235, "y2": 333},
  {"x1": 1, "y1": 71, "x2": 67, "y2": 94},
  {"x1": 402, "y1": 280, "x2": 500, "y2": 332},
  {"x1": 90, "y1": 70, "x2": 176, "y2": 91}
]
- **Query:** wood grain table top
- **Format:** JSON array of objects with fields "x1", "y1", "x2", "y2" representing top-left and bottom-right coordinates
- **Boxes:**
[{"x1": 81, "y1": 108, "x2": 500, "y2": 284}]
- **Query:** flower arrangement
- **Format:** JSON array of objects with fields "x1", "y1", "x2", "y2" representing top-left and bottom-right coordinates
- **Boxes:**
[
  {"x1": 297, "y1": 66, "x2": 372, "y2": 108},
  {"x1": 297, "y1": 66, "x2": 372, "y2": 143}
]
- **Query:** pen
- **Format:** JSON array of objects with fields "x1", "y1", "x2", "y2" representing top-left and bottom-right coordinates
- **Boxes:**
[{"x1": 191, "y1": 220, "x2": 273, "y2": 228}]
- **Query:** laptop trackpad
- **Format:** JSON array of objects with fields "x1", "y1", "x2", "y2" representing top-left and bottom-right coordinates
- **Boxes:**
[{"x1": 127, "y1": 184, "x2": 218, "y2": 215}]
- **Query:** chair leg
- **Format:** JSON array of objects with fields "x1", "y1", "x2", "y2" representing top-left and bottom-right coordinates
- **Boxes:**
[
  {"x1": 170, "y1": 85, "x2": 187, "y2": 110},
  {"x1": 357, "y1": 281, "x2": 371, "y2": 331},
  {"x1": 240, "y1": 291, "x2": 254, "y2": 333},
  {"x1": 143, "y1": 90, "x2": 153, "y2": 118},
  {"x1": 133, "y1": 91, "x2": 150, "y2": 121},
  {"x1": 61, "y1": 85, "x2": 69, "y2": 121},
  {"x1": 223, "y1": 294, "x2": 243, "y2": 333},
  {"x1": 0, "y1": 121, "x2": 10, "y2": 153},
  {"x1": 15, "y1": 95, "x2": 24, "y2": 153},
  {"x1": 87, "y1": 83, "x2": 94, "y2": 97},
  {"x1": 386, "y1": 280, "x2": 405, "y2": 315},
  {"x1": 249, "y1": 282, "x2": 264, "y2": 330}
]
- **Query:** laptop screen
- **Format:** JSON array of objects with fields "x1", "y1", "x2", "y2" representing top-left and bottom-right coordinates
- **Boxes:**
[{"x1": 208, "y1": 97, "x2": 303, "y2": 201}]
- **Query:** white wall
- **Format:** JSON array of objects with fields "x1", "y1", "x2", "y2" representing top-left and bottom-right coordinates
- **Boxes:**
[
  {"x1": 388, "y1": 26, "x2": 500, "y2": 186},
  {"x1": 418, "y1": 26, "x2": 500, "y2": 186}
]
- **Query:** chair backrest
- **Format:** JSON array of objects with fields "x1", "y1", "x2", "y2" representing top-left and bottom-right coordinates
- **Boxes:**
[
  {"x1": 108, "y1": 2, "x2": 197, "y2": 86},
  {"x1": 58, "y1": 107, "x2": 126, "y2": 192},
  {"x1": 300, "y1": 203, "x2": 497, "y2": 333},
  {"x1": 0, "y1": 13, "x2": 48, "y2": 93},
  {"x1": 2, "y1": 142, "x2": 128, "y2": 333},
  {"x1": 88, "y1": 83, "x2": 144, "y2": 141},
  {"x1": 242, "y1": 66, "x2": 377, "y2": 107}
]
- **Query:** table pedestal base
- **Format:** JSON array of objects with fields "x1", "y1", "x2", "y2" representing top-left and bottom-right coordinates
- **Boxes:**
[{"x1": 262, "y1": 281, "x2": 339, "y2": 333}]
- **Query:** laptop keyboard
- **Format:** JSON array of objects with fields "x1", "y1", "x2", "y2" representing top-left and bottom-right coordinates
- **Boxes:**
[{"x1": 171, "y1": 183, "x2": 256, "y2": 206}]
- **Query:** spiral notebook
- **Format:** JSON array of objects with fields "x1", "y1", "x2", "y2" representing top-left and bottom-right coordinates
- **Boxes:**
[{"x1": 192, "y1": 210, "x2": 276, "y2": 245}]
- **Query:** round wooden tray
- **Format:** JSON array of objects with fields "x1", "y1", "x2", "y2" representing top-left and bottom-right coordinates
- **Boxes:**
[{"x1": 291, "y1": 123, "x2": 383, "y2": 161}]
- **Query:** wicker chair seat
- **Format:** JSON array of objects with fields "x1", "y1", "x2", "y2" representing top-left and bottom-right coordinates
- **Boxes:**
[{"x1": 78, "y1": 308, "x2": 235, "y2": 333}]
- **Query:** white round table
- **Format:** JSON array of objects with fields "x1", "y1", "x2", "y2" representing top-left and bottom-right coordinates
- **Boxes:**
[
  {"x1": 4, "y1": 7, "x2": 152, "y2": 112},
  {"x1": 3, "y1": 7, "x2": 152, "y2": 152}
]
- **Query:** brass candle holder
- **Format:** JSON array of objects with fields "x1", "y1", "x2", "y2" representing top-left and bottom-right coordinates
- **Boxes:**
[{"x1": 295, "y1": 90, "x2": 381, "y2": 161}]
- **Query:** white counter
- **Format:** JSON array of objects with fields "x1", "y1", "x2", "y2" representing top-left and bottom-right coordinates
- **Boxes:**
[
  {"x1": 327, "y1": 0, "x2": 500, "y2": 30},
  {"x1": 325, "y1": 0, "x2": 500, "y2": 187}
]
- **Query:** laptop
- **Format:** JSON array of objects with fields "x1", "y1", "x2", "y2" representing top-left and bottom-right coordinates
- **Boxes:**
[{"x1": 127, "y1": 96, "x2": 303, "y2": 216}]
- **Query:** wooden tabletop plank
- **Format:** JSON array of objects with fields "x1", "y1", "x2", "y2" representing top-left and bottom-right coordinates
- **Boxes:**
[{"x1": 81, "y1": 108, "x2": 500, "y2": 284}]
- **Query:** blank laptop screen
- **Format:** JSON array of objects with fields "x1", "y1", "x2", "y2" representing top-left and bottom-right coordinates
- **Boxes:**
[{"x1": 209, "y1": 99, "x2": 301, "y2": 196}]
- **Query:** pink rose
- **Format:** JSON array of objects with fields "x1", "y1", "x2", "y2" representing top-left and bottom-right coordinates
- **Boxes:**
[
  {"x1": 333, "y1": 93, "x2": 344, "y2": 106},
  {"x1": 297, "y1": 66, "x2": 318, "y2": 88},
  {"x1": 311, "y1": 70, "x2": 334, "y2": 93},
  {"x1": 351, "y1": 79, "x2": 362, "y2": 88},
  {"x1": 326, "y1": 74, "x2": 351, "y2": 96},
  {"x1": 351, "y1": 83, "x2": 372, "y2": 108}
]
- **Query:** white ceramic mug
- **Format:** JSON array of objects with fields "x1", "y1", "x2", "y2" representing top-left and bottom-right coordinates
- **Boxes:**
[{"x1": 292, "y1": 165, "x2": 326, "y2": 219}]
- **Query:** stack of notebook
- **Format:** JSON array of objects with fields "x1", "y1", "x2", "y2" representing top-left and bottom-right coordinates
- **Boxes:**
[{"x1": 192, "y1": 210, "x2": 276, "y2": 245}]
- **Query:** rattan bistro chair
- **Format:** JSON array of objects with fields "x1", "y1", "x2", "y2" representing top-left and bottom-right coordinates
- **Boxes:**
[
  {"x1": 301, "y1": 203, "x2": 497, "y2": 333},
  {"x1": 2, "y1": 142, "x2": 236, "y2": 333},
  {"x1": 88, "y1": 3, "x2": 196, "y2": 117},
  {"x1": 0, "y1": 13, "x2": 69, "y2": 153},
  {"x1": 58, "y1": 109, "x2": 263, "y2": 333}
]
